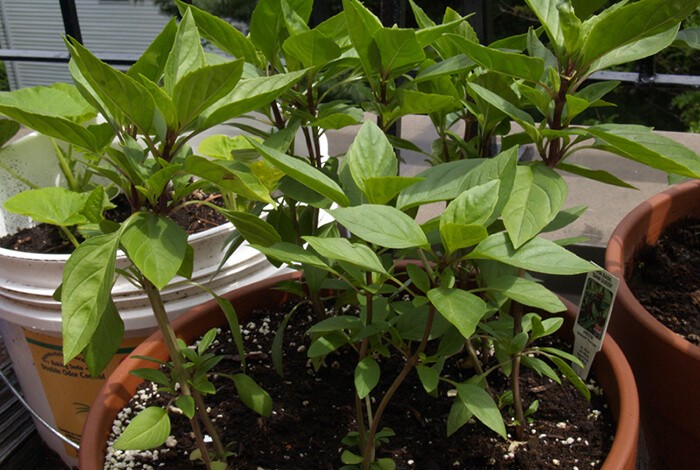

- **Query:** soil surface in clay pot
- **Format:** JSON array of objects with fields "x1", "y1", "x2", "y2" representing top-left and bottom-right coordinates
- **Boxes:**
[
  {"x1": 0, "y1": 191, "x2": 228, "y2": 254},
  {"x1": 106, "y1": 302, "x2": 614, "y2": 469},
  {"x1": 627, "y1": 216, "x2": 700, "y2": 347}
]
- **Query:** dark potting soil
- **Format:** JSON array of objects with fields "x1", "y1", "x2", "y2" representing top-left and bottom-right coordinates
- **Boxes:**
[
  {"x1": 627, "y1": 216, "x2": 700, "y2": 347},
  {"x1": 106, "y1": 302, "x2": 615, "y2": 469},
  {"x1": 0, "y1": 191, "x2": 228, "y2": 254}
]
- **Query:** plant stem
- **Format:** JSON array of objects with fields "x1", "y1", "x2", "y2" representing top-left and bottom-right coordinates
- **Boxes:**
[
  {"x1": 59, "y1": 226, "x2": 81, "y2": 249},
  {"x1": 356, "y1": 273, "x2": 374, "y2": 461},
  {"x1": 141, "y1": 278, "x2": 226, "y2": 467},
  {"x1": 50, "y1": 140, "x2": 79, "y2": 192},
  {"x1": 511, "y1": 302, "x2": 526, "y2": 441},
  {"x1": 465, "y1": 338, "x2": 493, "y2": 396},
  {"x1": 360, "y1": 306, "x2": 436, "y2": 470}
]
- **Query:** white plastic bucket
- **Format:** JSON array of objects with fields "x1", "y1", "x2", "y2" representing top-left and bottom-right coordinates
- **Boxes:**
[{"x1": 0, "y1": 132, "x2": 285, "y2": 466}]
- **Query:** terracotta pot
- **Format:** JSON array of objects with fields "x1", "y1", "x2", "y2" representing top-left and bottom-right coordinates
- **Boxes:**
[
  {"x1": 80, "y1": 272, "x2": 638, "y2": 469},
  {"x1": 606, "y1": 179, "x2": 700, "y2": 469}
]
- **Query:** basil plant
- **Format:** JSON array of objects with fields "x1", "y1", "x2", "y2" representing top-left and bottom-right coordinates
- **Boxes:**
[
  {"x1": 0, "y1": 9, "x2": 312, "y2": 468},
  {"x1": 449, "y1": 0, "x2": 700, "y2": 183},
  {"x1": 230, "y1": 1, "x2": 700, "y2": 468}
]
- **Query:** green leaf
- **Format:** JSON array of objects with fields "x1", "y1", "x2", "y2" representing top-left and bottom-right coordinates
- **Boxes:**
[
  {"x1": 314, "y1": 102, "x2": 364, "y2": 130},
  {"x1": 330, "y1": 205, "x2": 428, "y2": 249},
  {"x1": 62, "y1": 231, "x2": 121, "y2": 363},
  {"x1": 0, "y1": 119, "x2": 20, "y2": 146},
  {"x1": 398, "y1": 89, "x2": 458, "y2": 115},
  {"x1": 114, "y1": 407, "x2": 170, "y2": 450},
  {"x1": 83, "y1": 298, "x2": 123, "y2": 377},
  {"x1": 355, "y1": 356, "x2": 380, "y2": 399},
  {"x1": 202, "y1": 74, "x2": 307, "y2": 130},
  {"x1": 283, "y1": 29, "x2": 341, "y2": 68},
  {"x1": 414, "y1": 54, "x2": 475, "y2": 83},
  {"x1": 522, "y1": 355, "x2": 561, "y2": 382},
  {"x1": 0, "y1": 82, "x2": 95, "y2": 122},
  {"x1": 306, "y1": 316, "x2": 364, "y2": 334},
  {"x1": 557, "y1": 162, "x2": 636, "y2": 189},
  {"x1": 65, "y1": 38, "x2": 155, "y2": 133},
  {"x1": 363, "y1": 176, "x2": 424, "y2": 205},
  {"x1": 456, "y1": 383, "x2": 507, "y2": 438},
  {"x1": 415, "y1": 16, "x2": 466, "y2": 48},
  {"x1": 197, "y1": 134, "x2": 253, "y2": 160},
  {"x1": 3, "y1": 187, "x2": 90, "y2": 226},
  {"x1": 468, "y1": 83, "x2": 536, "y2": 136},
  {"x1": 248, "y1": 139, "x2": 349, "y2": 206},
  {"x1": 447, "y1": 398, "x2": 473, "y2": 437},
  {"x1": 587, "y1": 125, "x2": 700, "y2": 179},
  {"x1": 548, "y1": 356, "x2": 591, "y2": 401},
  {"x1": 446, "y1": 34, "x2": 544, "y2": 82},
  {"x1": 416, "y1": 364, "x2": 440, "y2": 394},
  {"x1": 574, "y1": 81, "x2": 620, "y2": 104},
  {"x1": 303, "y1": 236, "x2": 387, "y2": 274},
  {"x1": 176, "y1": 395, "x2": 195, "y2": 419},
  {"x1": 186, "y1": 156, "x2": 275, "y2": 205},
  {"x1": 252, "y1": 242, "x2": 329, "y2": 269},
  {"x1": 345, "y1": 120, "x2": 397, "y2": 193},
  {"x1": 408, "y1": 0, "x2": 436, "y2": 29},
  {"x1": 216, "y1": 295, "x2": 246, "y2": 371},
  {"x1": 406, "y1": 263, "x2": 431, "y2": 294},
  {"x1": 440, "y1": 224, "x2": 489, "y2": 254},
  {"x1": 0, "y1": 86, "x2": 106, "y2": 151},
  {"x1": 178, "y1": 1, "x2": 258, "y2": 63},
  {"x1": 675, "y1": 27, "x2": 700, "y2": 49},
  {"x1": 250, "y1": 0, "x2": 290, "y2": 63},
  {"x1": 197, "y1": 328, "x2": 217, "y2": 355},
  {"x1": 589, "y1": 27, "x2": 679, "y2": 74},
  {"x1": 121, "y1": 213, "x2": 189, "y2": 290},
  {"x1": 559, "y1": 1, "x2": 584, "y2": 54},
  {"x1": 487, "y1": 276, "x2": 565, "y2": 313},
  {"x1": 225, "y1": 211, "x2": 281, "y2": 247},
  {"x1": 127, "y1": 18, "x2": 178, "y2": 81},
  {"x1": 164, "y1": 9, "x2": 206, "y2": 94},
  {"x1": 502, "y1": 165, "x2": 567, "y2": 248},
  {"x1": 441, "y1": 180, "x2": 500, "y2": 227},
  {"x1": 427, "y1": 287, "x2": 487, "y2": 339},
  {"x1": 571, "y1": 0, "x2": 608, "y2": 19},
  {"x1": 461, "y1": 146, "x2": 518, "y2": 221},
  {"x1": 525, "y1": 0, "x2": 565, "y2": 53},
  {"x1": 581, "y1": 0, "x2": 696, "y2": 68},
  {"x1": 468, "y1": 232, "x2": 596, "y2": 275},
  {"x1": 343, "y1": 0, "x2": 383, "y2": 77},
  {"x1": 374, "y1": 27, "x2": 425, "y2": 77},
  {"x1": 439, "y1": 181, "x2": 500, "y2": 253},
  {"x1": 173, "y1": 60, "x2": 243, "y2": 128},
  {"x1": 308, "y1": 331, "x2": 348, "y2": 358},
  {"x1": 341, "y1": 450, "x2": 365, "y2": 465},
  {"x1": 542, "y1": 206, "x2": 587, "y2": 233},
  {"x1": 565, "y1": 94, "x2": 590, "y2": 120},
  {"x1": 131, "y1": 368, "x2": 171, "y2": 387},
  {"x1": 231, "y1": 373, "x2": 273, "y2": 417},
  {"x1": 397, "y1": 159, "x2": 485, "y2": 210}
]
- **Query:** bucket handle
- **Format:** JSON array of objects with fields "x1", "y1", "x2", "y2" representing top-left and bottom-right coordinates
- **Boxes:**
[{"x1": 0, "y1": 369, "x2": 80, "y2": 450}]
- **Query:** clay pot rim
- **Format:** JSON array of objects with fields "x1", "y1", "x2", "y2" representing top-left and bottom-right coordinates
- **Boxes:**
[
  {"x1": 80, "y1": 271, "x2": 638, "y2": 469},
  {"x1": 606, "y1": 179, "x2": 700, "y2": 360}
]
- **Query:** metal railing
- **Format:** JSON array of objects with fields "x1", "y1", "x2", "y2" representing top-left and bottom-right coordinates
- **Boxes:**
[{"x1": 0, "y1": 0, "x2": 698, "y2": 86}]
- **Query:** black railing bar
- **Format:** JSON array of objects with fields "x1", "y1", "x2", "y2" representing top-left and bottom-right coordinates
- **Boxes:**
[
  {"x1": 590, "y1": 71, "x2": 700, "y2": 88},
  {"x1": 0, "y1": 49, "x2": 139, "y2": 66},
  {"x1": 58, "y1": 0, "x2": 83, "y2": 44}
]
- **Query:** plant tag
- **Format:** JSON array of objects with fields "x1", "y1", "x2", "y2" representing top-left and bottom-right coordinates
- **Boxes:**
[{"x1": 572, "y1": 266, "x2": 619, "y2": 380}]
